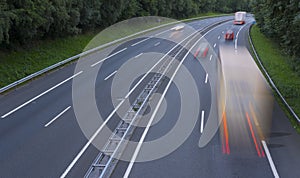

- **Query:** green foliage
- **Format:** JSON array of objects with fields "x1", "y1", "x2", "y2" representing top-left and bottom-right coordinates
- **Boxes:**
[
  {"x1": 0, "y1": 0, "x2": 251, "y2": 46},
  {"x1": 250, "y1": 25, "x2": 300, "y2": 129},
  {"x1": 251, "y1": 0, "x2": 300, "y2": 73},
  {"x1": 0, "y1": 31, "x2": 96, "y2": 87},
  {"x1": 0, "y1": 0, "x2": 15, "y2": 44}
]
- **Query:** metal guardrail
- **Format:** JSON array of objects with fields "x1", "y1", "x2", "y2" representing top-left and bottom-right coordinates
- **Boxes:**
[
  {"x1": 86, "y1": 56, "x2": 172, "y2": 178},
  {"x1": 248, "y1": 25, "x2": 300, "y2": 123},
  {"x1": 84, "y1": 18, "x2": 232, "y2": 178},
  {"x1": 0, "y1": 14, "x2": 231, "y2": 94}
]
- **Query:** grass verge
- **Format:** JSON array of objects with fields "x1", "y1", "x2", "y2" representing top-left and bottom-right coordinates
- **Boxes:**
[
  {"x1": 0, "y1": 13, "x2": 227, "y2": 89},
  {"x1": 185, "y1": 12, "x2": 231, "y2": 20},
  {"x1": 250, "y1": 25, "x2": 300, "y2": 132},
  {"x1": 0, "y1": 32, "x2": 97, "y2": 87}
]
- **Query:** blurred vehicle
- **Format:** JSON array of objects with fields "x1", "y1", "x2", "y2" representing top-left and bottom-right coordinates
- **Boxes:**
[
  {"x1": 171, "y1": 25, "x2": 184, "y2": 31},
  {"x1": 234, "y1": 11, "x2": 246, "y2": 25},
  {"x1": 225, "y1": 30, "x2": 234, "y2": 40},
  {"x1": 194, "y1": 43, "x2": 209, "y2": 58}
]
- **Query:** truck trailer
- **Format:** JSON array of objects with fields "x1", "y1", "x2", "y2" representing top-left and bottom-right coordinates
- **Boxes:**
[{"x1": 234, "y1": 11, "x2": 246, "y2": 25}]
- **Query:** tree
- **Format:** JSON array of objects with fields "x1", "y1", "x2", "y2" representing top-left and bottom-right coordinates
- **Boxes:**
[
  {"x1": 0, "y1": 0, "x2": 15, "y2": 44},
  {"x1": 7, "y1": 0, "x2": 52, "y2": 43},
  {"x1": 79, "y1": 0, "x2": 102, "y2": 29},
  {"x1": 100, "y1": 0, "x2": 125, "y2": 26},
  {"x1": 120, "y1": 0, "x2": 139, "y2": 20},
  {"x1": 0, "y1": 0, "x2": 254, "y2": 46},
  {"x1": 252, "y1": 0, "x2": 300, "y2": 73}
]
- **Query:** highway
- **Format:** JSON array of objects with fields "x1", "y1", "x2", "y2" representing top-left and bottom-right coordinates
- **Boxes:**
[{"x1": 0, "y1": 15, "x2": 299, "y2": 178}]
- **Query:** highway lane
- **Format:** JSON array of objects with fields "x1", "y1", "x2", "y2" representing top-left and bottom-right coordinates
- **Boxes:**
[
  {"x1": 64, "y1": 17, "x2": 228, "y2": 177},
  {"x1": 1, "y1": 14, "x2": 299, "y2": 178},
  {"x1": 111, "y1": 35, "x2": 215, "y2": 177},
  {"x1": 110, "y1": 20, "x2": 245, "y2": 178},
  {"x1": 212, "y1": 17, "x2": 300, "y2": 177},
  {"x1": 0, "y1": 16, "x2": 232, "y2": 177},
  {"x1": 111, "y1": 17, "x2": 300, "y2": 178}
]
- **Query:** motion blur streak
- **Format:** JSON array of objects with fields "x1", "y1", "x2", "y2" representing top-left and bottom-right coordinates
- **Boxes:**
[
  {"x1": 249, "y1": 102, "x2": 266, "y2": 157},
  {"x1": 246, "y1": 112, "x2": 262, "y2": 157},
  {"x1": 249, "y1": 102, "x2": 265, "y2": 140},
  {"x1": 222, "y1": 112, "x2": 230, "y2": 155},
  {"x1": 220, "y1": 45, "x2": 273, "y2": 155}
]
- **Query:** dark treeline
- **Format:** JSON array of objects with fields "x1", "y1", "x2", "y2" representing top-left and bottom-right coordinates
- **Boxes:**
[
  {"x1": 0, "y1": 0, "x2": 251, "y2": 47},
  {"x1": 251, "y1": 0, "x2": 300, "y2": 65}
]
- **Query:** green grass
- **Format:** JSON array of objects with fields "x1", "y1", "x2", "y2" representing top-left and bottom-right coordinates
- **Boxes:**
[
  {"x1": 83, "y1": 17, "x2": 176, "y2": 51},
  {"x1": 0, "y1": 18, "x2": 176, "y2": 88},
  {"x1": 185, "y1": 12, "x2": 231, "y2": 20},
  {"x1": 0, "y1": 32, "x2": 97, "y2": 87},
  {"x1": 0, "y1": 13, "x2": 229, "y2": 89},
  {"x1": 250, "y1": 25, "x2": 300, "y2": 131}
]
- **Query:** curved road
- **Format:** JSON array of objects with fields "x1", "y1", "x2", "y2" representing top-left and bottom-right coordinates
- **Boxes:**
[{"x1": 0, "y1": 15, "x2": 299, "y2": 178}]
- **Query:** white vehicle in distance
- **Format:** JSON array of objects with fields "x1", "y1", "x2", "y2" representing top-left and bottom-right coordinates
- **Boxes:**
[
  {"x1": 234, "y1": 11, "x2": 246, "y2": 25},
  {"x1": 171, "y1": 25, "x2": 185, "y2": 31}
]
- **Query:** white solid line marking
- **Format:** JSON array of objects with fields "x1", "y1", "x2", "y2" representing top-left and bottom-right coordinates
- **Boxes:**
[
  {"x1": 205, "y1": 73, "x2": 208, "y2": 83},
  {"x1": 209, "y1": 55, "x2": 213, "y2": 61},
  {"x1": 61, "y1": 30, "x2": 200, "y2": 178},
  {"x1": 235, "y1": 24, "x2": 247, "y2": 50},
  {"x1": 91, "y1": 48, "x2": 127, "y2": 67},
  {"x1": 214, "y1": 43, "x2": 216, "y2": 48},
  {"x1": 134, "y1": 53, "x2": 143, "y2": 58},
  {"x1": 124, "y1": 31, "x2": 197, "y2": 99},
  {"x1": 218, "y1": 36, "x2": 220, "y2": 39},
  {"x1": 124, "y1": 54, "x2": 185, "y2": 178},
  {"x1": 222, "y1": 31, "x2": 224, "y2": 34},
  {"x1": 200, "y1": 110, "x2": 205, "y2": 133},
  {"x1": 60, "y1": 99, "x2": 125, "y2": 178},
  {"x1": 155, "y1": 30, "x2": 169, "y2": 36},
  {"x1": 104, "y1": 71, "x2": 117, "y2": 81},
  {"x1": 123, "y1": 25, "x2": 220, "y2": 178},
  {"x1": 131, "y1": 37, "x2": 152, "y2": 47},
  {"x1": 1, "y1": 71, "x2": 82, "y2": 119},
  {"x1": 262, "y1": 140, "x2": 280, "y2": 178},
  {"x1": 44, "y1": 106, "x2": 71, "y2": 127},
  {"x1": 154, "y1": 42, "x2": 160, "y2": 46},
  {"x1": 235, "y1": 39, "x2": 238, "y2": 50}
]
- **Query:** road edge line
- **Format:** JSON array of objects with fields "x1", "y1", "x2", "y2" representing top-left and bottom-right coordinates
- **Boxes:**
[
  {"x1": 261, "y1": 140, "x2": 280, "y2": 178},
  {"x1": 0, "y1": 14, "x2": 232, "y2": 94},
  {"x1": 248, "y1": 25, "x2": 300, "y2": 123}
]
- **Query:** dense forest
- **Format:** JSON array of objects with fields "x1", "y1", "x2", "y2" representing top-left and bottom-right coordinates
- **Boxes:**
[
  {"x1": 1, "y1": 0, "x2": 299, "y2": 63},
  {"x1": 0, "y1": 0, "x2": 251, "y2": 47},
  {"x1": 251, "y1": 0, "x2": 300, "y2": 69}
]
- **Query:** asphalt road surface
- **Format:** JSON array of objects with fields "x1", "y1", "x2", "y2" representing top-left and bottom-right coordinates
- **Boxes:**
[{"x1": 0, "y1": 15, "x2": 299, "y2": 178}]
